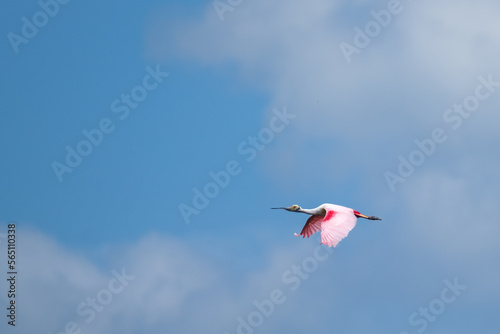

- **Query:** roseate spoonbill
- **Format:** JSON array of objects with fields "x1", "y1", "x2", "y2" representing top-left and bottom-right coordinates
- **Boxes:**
[{"x1": 272, "y1": 204, "x2": 381, "y2": 247}]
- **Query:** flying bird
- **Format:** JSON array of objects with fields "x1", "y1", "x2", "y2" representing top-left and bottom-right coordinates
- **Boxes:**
[{"x1": 272, "y1": 203, "x2": 381, "y2": 247}]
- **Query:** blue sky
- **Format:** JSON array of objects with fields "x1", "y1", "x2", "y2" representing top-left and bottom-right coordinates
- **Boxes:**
[{"x1": 1, "y1": 0, "x2": 500, "y2": 333}]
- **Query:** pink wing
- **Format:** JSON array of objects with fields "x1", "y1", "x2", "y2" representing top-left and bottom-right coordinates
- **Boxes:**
[
  {"x1": 320, "y1": 210, "x2": 357, "y2": 247},
  {"x1": 294, "y1": 215, "x2": 323, "y2": 238}
]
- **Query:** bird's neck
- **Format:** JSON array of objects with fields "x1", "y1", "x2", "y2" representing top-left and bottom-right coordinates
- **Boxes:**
[{"x1": 298, "y1": 207, "x2": 325, "y2": 216}]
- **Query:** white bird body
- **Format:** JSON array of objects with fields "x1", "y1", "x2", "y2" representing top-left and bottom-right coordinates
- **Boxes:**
[{"x1": 272, "y1": 203, "x2": 381, "y2": 247}]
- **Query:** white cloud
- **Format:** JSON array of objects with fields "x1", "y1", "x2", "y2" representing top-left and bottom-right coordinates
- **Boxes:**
[
  {"x1": 400, "y1": 171, "x2": 500, "y2": 257},
  {"x1": 146, "y1": 0, "x2": 500, "y2": 190},
  {"x1": 121, "y1": 234, "x2": 217, "y2": 322},
  {"x1": 149, "y1": 0, "x2": 500, "y2": 125},
  {"x1": 406, "y1": 0, "x2": 500, "y2": 85},
  {"x1": 390, "y1": 167, "x2": 500, "y2": 310},
  {"x1": 4, "y1": 230, "x2": 217, "y2": 333}
]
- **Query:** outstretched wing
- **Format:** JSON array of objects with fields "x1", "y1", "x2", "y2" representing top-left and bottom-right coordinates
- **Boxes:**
[
  {"x1": 294, "y1": 215, "x2": 322, "y2": 238},
  {"x1": 320, "y1": 210, "x2": 357, "y2": 247}
]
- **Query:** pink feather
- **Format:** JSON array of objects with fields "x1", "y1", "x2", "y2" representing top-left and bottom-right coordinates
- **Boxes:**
[{"x1": 294, "y1": 204, "x2": 358, "y2": 247}]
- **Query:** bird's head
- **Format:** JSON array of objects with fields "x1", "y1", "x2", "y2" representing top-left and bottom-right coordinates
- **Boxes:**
[{"x1": 271, "y1": 205, "x2": 301, "y2": 212}]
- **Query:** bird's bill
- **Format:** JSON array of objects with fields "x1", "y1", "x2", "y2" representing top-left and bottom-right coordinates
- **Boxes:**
[
  {"x1": 271, "y1": 206, "x2": 299, "y2": 211},
  {"x1": 271, "y1": 207, "x2": 292, "y2": 211},
  {"x1": 355, "y1": 212, "x2": 370, "y2": 219}
]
